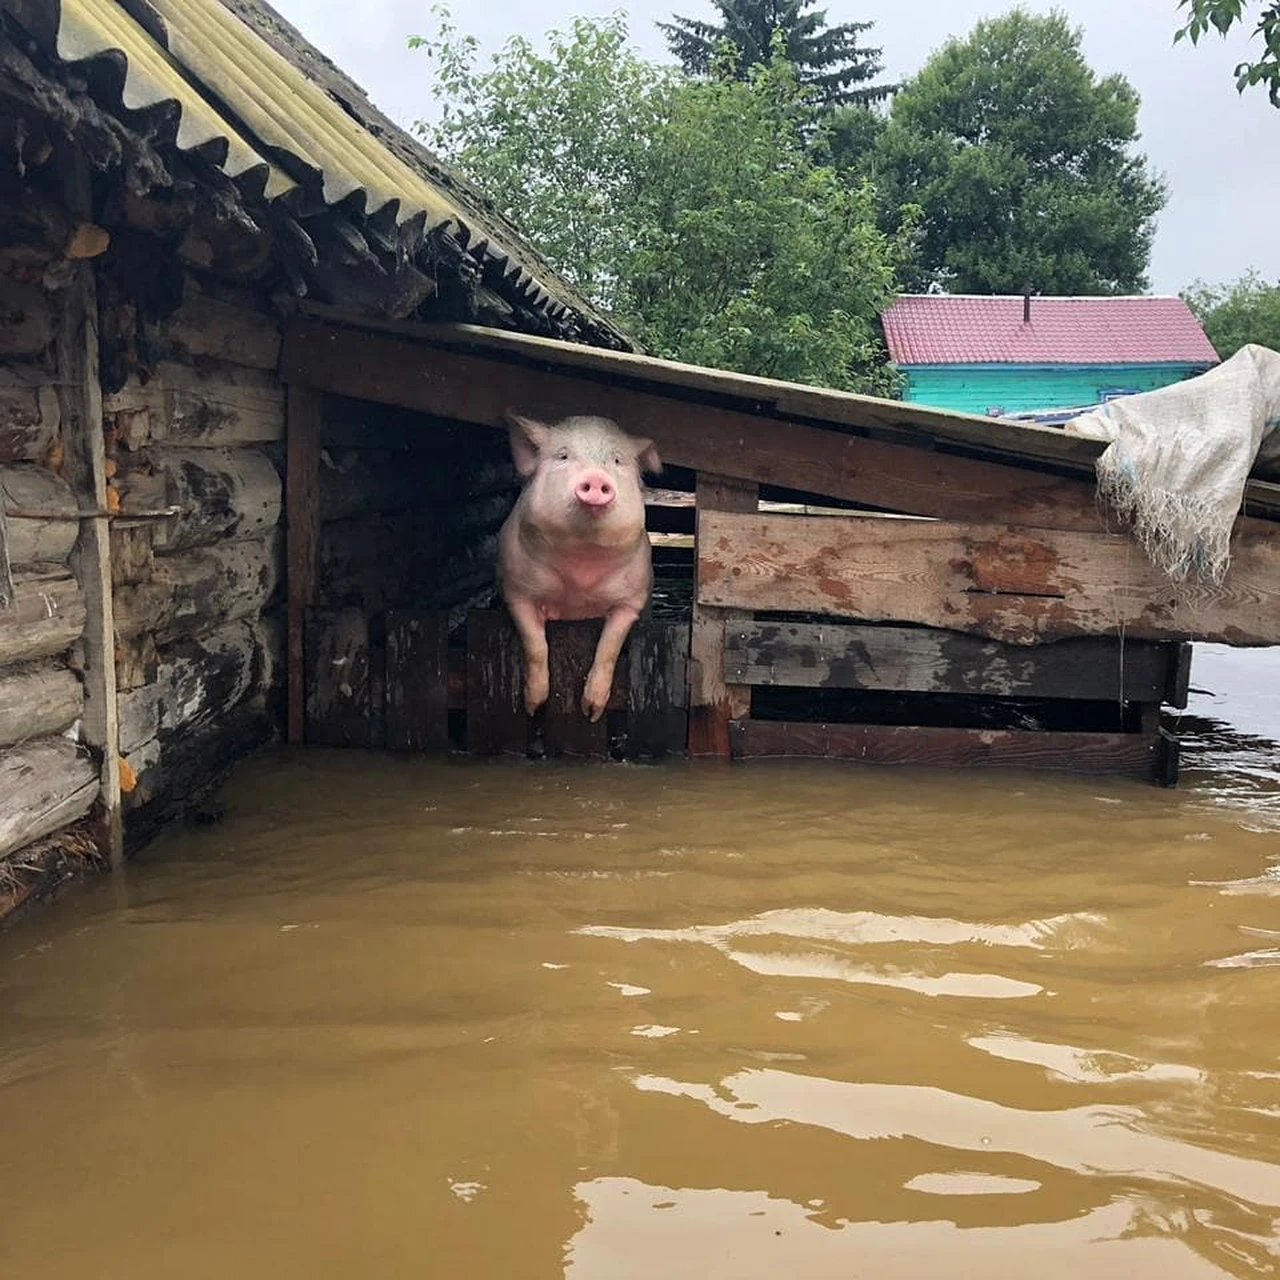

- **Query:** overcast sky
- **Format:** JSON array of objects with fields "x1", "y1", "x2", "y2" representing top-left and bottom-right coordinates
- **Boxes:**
[{"x1": 271, "y1": 0, "x2": 1277, "y2": 295}]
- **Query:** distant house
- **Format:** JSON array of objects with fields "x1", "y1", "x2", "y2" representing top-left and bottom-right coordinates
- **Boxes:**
[{"x1": 881, "y1": 294, "x2": 1220, "y2": 418}]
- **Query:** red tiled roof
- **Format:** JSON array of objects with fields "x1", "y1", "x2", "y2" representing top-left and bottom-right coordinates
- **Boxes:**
[{"x1": 882, "y1": 295, "x2": 1219, "y2": 367}]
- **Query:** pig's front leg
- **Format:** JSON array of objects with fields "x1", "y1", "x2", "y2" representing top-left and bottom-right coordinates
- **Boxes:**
[
  {"x1": 582, "y1": 605, "x2": 640, "y2": 723},
  {"x1": 507, "y1": 595, "x2": 550, "y2": 716}
]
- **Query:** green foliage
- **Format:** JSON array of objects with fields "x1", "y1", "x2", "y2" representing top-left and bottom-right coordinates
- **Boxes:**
[
  {"x1": 1184, "y1": 271, "x2": 1280, "y2": 358},
  {"x1": 658, "y1": 0, "x2": 893, "y2": 107},
  {"x1": 1176, "y1": 1, "x2": 1280, "y2": 105},
  {"x1": 410, "y1": 9, "x2": 903, "y2": 394},
  {"x1": 873, "y1": 8, "x2": 1167, "y2": 295}
]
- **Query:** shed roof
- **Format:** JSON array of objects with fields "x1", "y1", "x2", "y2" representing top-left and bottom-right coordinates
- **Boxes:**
[
  {"x1": 882, "y1": 295, "x2": 1219, "y2": 368},
  {"x1": 2, "y1": 0, "x2": 628, "y2": 347}
]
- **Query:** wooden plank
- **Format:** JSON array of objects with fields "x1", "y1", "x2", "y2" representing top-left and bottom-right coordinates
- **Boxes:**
[
  {"x1": 465, "y1": 608, "x2": 526, "y2": 756},
  {"x1": 385, "y1": 610, "x2": 449, "y2": 752},
  {"x1": 543, "y1": 620, "x2": 611, "y2": 760},
  {"x1": 627, "y1": 619, "x2": 688, "y2": 760},
  {"x1": 284, "y1": 316, "x2": 1280, "y2": 523},
  {"x1": 304, "y1": 608, "x2": 372, "y2": 748},
  {"x1": 286, "y1": 386, "x2": 321, "y2": 744},
  {"x1": 0, "y1": 665, "x2": 83, "y2": 747},
  {"x1": 0, "y1": 736, "x2": 98, "y2": 860},
  {"x1": 280, "y1": 321, "x2": 1111, "y2": 531},
  {"x1": 0, "y1": 499, "x2": 11, "y2": 611},
  {"x1": 697, "y1": 510, "x2": 1280, "y2": 647},
  {"x1": 730, "y1": 720, "x2": 1162, "y2": 779},
  {"x1": 161, "y1": 282, "x2": 282, "y2": 371},
  {"x1": 55, "y1": 171, "x2": 121, "y2": 865},
  {"x1": 689, "y1": 475, "x2": 756, "y2": 759},
  {"x1": 725, "y1": 621, "x2": 1184, "y2": 703},
  {"x1": 1166, "y1": 642, "x2": 1193, "y2": 709}
]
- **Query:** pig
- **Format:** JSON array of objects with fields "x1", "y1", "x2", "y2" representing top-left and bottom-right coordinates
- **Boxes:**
[{"x1": 497, "y1": 411, "x2": 661, "y2": 722}]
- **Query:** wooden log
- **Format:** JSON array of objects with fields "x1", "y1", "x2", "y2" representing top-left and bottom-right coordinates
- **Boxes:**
[
  {"x1": 1, "y1": 463, "x2": 79, "y2": 565},
  {"x1": 105, "y1": 362, "x2": 285, "y2": 449},
  {"x1": 113, "y1": 532, "x2": 282, "y2": 643},
  {"x1": 725, "y1": 622, "x2": 1189, "y2": 706},
  {"x1": 730, "y1": 720, "x2": 1163, "y2": 780},
  {"x1": 0, "y1": 571, "x2": 86, "y2": 663},
  {"x1": 626, "y1": 619, "x2": 689, "y2": 760},
  {"x1": 465, "y1": 608, "x2": 526, "y2": 755},
  {"x1": 144, "y1": 446, "x2": 281, "y2": 551},
  {"x1": 689, "y1": 475, "x2": 756, "y2": 759},
  {"x1": 118, "y1": 620, "x2": 265, "y2": 757},
  {"x1": 287, "y1": 387, "x2": 321, "y2": 743},
  {"x1": 159, "y1": 281, "x2": 282, "y2": 371},
  {"x1": 696, "y1": 511, "x2": 1280, "y2": 647},
  {"x1": 0, "y1": 736, "x2": 97, "y2": 859},
  {"x1": 0, "y1": 365, "x2": 60, "y2": 465},
  {"x1": 385, "y1": 610, "x2": 450, "y2": 752},
  {"x1": 544, "y1": 620, "x2": 612, "y2": 759},
  {"x1": 304, "y1": 608, "x2": 371, "y2": 747},
  {"x1": 54, "y1": 178, "x2": 120, "y2": 862},
  {"x1": 280, "y1": 321, "x2": 1111, "y2": 531},
  {"x1": 0, "y1": 271, "x2": 54, "y2": 358},
  {"x1": 0, "y1": 664, "x2": 83, "y2": 747},
  {"x1": 110, "y1": 524, "x2": 154, "y2": 587}
]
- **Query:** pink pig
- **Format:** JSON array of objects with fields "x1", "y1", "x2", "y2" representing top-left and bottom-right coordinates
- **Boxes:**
[{"x1": 497, "y1": 412, "x2": 661, "y2": 722}]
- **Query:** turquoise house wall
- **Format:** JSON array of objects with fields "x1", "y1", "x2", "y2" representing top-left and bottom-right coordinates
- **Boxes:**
[{"x1": 900, "y1": 363, "x2": 1208, "y2": 415}]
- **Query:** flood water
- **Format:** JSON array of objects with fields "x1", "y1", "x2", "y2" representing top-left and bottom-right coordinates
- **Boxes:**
[{"x1": 2, "y1": 648, "x2": 1279, "y2": 1278}]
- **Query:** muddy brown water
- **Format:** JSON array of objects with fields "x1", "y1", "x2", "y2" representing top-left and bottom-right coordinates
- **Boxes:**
[{"x1": 2, "y1": 648, "x2": 1280, "y2": 1279}]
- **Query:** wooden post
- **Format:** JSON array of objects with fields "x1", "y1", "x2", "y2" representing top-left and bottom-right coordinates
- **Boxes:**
[
  {"x1": 688, "y1": 474, "x2": 757, "y2": 758},
  {"x1": 55, "y1": 151, "x2": 122, "y2": 865},
  {"x1": 286, "y1": 385, "x2": 321, "y2": 744},
  {"x1": 386, "y1": 610, "x2": 450, "y2": 752}
]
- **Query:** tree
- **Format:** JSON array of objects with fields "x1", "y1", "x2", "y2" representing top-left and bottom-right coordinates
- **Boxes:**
[
  {"x1": 873, "y1": 9, "x2": 1167, "y2": 295},
  {"x1": 1184, "y1": 271, "x2": 1280, "y2": 357},
  {"x1": 658, "y1": 0, "x2": 893, "y2": 106},
  {"x1": 410, "y1": 10, "x2": 904, "y2": 393},
  {"x1": 1176, "y1": 1, "x2": 1280, "y2": 106}
]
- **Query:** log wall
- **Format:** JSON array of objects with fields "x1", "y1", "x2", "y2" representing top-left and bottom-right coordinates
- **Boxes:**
[{"x1": 102, "y1": 274, "x2": 286, "y2": 843}]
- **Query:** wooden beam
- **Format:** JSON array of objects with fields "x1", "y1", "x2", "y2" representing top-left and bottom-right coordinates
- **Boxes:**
[
  {"x1": 725, "y1": 621, "x2": 1187, "y2": 704},
  {"x1": 730, "y1": 720, "x2": 1164, "y2": 780},
  {"x1": 697, "y1": 510, "x2": 1280, "y2": 647},
  {"x1": 286, "y1": 386, "x2": 321, "y2": 744},
  {"x1": 55, "y1": 189, "x2": 122, "y2": 865},
  {"x1": 689, "y1": 474, "x2": 757, "y2": 758},
  {"x1": 279, "y1": 321, "x2": 1109, "y2": 531}
]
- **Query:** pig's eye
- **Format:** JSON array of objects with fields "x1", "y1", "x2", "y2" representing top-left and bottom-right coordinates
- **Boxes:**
[
  {"x1": 613, "y1": 453, "x2": 623, "y2": 465},
  {"x1": 555, "y1": 448, "x2": 570, "y2": 461}
]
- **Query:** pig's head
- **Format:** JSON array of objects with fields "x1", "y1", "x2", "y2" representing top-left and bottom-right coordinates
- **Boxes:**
[{"x1": 505, "y1": 412, "x2": 661, "y2": 544}]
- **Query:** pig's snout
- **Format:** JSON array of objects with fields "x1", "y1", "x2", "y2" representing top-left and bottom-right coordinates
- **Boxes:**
[{"x1": 574, "y1": 472, "x2": 616, "y2": 509}]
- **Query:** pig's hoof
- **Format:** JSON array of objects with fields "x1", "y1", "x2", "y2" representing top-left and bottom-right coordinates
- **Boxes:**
[{"x1": 581, "y1": 674, "x2": 611, "y2": 723}]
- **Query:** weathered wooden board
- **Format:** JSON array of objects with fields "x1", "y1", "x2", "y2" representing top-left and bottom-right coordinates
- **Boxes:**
[
  {"x1": 626, "y1": 619, "x2": 689, "y2": 760},
  {"x1": 0, "y1": 272, "x2": 54, "y2": 359},
  {"x1": 1, "y1": 464, "x2": 79, "y2": 565},
  {"x1": 287, "y1": 386, "x2": 321, "y2": 744},
  {"x1": 147, "y1": 446, "x2": 282, "y2": 551},
  {"x1": 0, "y1": 501, "x2": 10, "y2": 610},
  {"x1": 160, "y1": 282, "x2": 282, "y2": 371},
  {"x1": 465, "y1": 609, "x2": 526, "y2": 756},
  {"x1": 386, "y1": 610, "x2": 450, "y2": 752},
  {"x1": 0, "y1": 572, "x2": 86, "y2": 663},
  {"x1": 697, "y1": 511, "x2": 1280, "y2": 647},
  {"x1": 0, "y1": 665, "x2": 82, "y2": 747},
  {"x1": 726, "y1": 621, "x2": 1191, "y2": 707},
  {"x1": 0, "y1": 365, "x2": 60, "y2": 466},
  {"x1": 0, "y1": 736, "x2": 98, "y2": 859},
  {"x1": 113, "y1": 532, "x2": 282, "y2": 643},
  {"x1": 105, "y1": 362, "x2": 285, "y2": 448},
  {"x1": 280, "y1": 322, "x2": 1112, "y2": 530},
  {"x1": 689, "y1": 475, "x2": 756, "y2": 759},
  {"x1": 115, "y1": 631, "x2": 159, "y2": 691},
  {"x1": 304, "y1": 609, "x2": 371, "y2": 748},
  {"x1": 731, "y1": 720, "x2": 1166, "y2": 780},
  {"x1": 544, "y1": 620, "x2": 612, "y2": 759}
]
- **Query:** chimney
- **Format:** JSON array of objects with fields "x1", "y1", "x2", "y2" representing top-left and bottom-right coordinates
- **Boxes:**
[{"x1": 1022, "y1": 288, "x2": 1032, "y2": 324}]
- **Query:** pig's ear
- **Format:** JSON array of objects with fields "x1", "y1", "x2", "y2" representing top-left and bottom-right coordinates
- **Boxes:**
[
  {"x1": 504, "y1": 412, "x2": 550, "y2": 477},
  {"x1": 633, "y1": 437, "x2": 662, "y2": 476}
]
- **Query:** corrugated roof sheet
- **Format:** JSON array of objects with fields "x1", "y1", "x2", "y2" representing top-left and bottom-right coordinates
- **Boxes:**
[
  {"x1": 15, "y1": 0, "x2": 623, "y2": 341},
  {"x1": 883, "y1": 295, "x2": 1220, "y2": 368}
]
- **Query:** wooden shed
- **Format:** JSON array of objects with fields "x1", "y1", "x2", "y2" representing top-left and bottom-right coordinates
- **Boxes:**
[{"x1": 3, "y1": 0, "x2": 1280, "y2": 919}]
